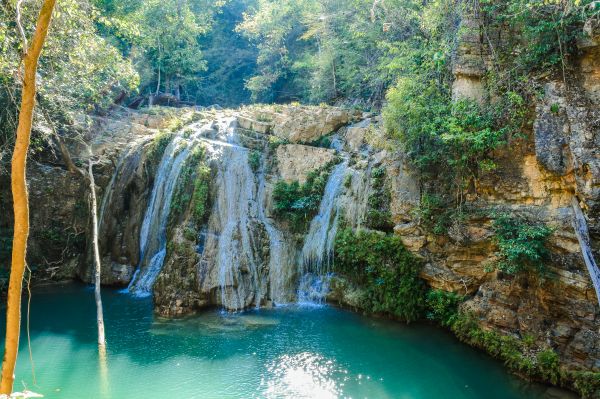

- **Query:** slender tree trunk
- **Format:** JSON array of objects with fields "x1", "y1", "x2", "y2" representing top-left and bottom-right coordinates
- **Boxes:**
[
  {"x1": 572, "y1": 197, "x2": 600, "y2": 306},
  {"x1": 88, "y1": 157, "x2": 106, "y2": 347},
  {"x1": 1, "y1": 0, "x2": 56, "y2": 394}
]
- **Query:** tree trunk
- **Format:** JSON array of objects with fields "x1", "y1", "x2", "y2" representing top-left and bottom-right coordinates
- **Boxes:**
[
  {"x1": 571, "y1": 197, "x2": 600, "y2": 306},
  {"x1": 88, "y1": 157, "x2": 106, "y2": 348},
  {"x1": 1, "y1": 0, "x2": 56, "y2": 394},
  {"x1": 56, "y1": 135, "x2": 80, "y2": 175}
]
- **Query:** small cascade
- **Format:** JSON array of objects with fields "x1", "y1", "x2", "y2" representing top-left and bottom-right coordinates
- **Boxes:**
[
  {"x1": 298, "y1": 161, "x2": 348, "y2": 303},
  {"x1": 128, "y1": 124, "x2": 210, "y2": 296},
  {"x1": 257, "y1": 166, "x2": 295, "y2": 305},
  {"x1": 214, "y1": 143, "x2": 263, "y2": 310}
]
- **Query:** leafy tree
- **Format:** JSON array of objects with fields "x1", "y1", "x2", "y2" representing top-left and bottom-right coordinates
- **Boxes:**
[
  {"x1": 0, "y1": 0, "x2": 138, "y2": 169},
  {"x1": 238, "y1": 0, "x2": 422, "y2": 105}
]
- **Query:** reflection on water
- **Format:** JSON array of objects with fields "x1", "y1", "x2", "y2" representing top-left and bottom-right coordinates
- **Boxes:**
[
  {"x1": 1, "y1": 283, "x2": 571, "y2": 399},
  {"x1": 263, "y1": 352, "x2": 342, "y2": 399}
]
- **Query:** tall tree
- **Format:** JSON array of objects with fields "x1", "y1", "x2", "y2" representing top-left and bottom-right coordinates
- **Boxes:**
[{"x1": 1, "y1": 0, "x2": 57, "y2": 394}]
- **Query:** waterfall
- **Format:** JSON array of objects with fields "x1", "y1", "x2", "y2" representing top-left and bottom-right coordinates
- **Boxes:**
[
  {"x1": 213, "y1": 143, "x2": 263, "y2": 310},
  {"x1": 128, "y1": 124, "x2": 209, "y2": 296},
  {"x1": 298, "y1": 161, "x2": 348, "y2": 303},
  {"x1": 257, "y1": 165, "x2": 295, "y2": 305}
]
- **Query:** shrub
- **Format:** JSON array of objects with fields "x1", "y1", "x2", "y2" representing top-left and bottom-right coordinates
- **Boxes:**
[
  {"x1": 334, "y1": 228, "x2": 425, "y2": 322},
  {"x1": 571, "y1": 371, "x2": 600, "y2": 399},
  {"x1": 490, "y1": 214, "x2": 553, "y2": 275},
  {"x1": 248, "y1": 150, "x2": 261, "y2": 172},
  {"x1": 537, "y1": 349, "x2": 561, "y2": 385},
  {"x1": 425, "y1": 290, "x2": 465, "y2": 327},
  {"x1": 272, "y1": 160, "x2": 338, "y2": 232},
  {"x1": 365, "y1": 166, "x2": 393, "y2": 232},
  {"x1": 413, "y1": 193, "x2": 459, "y2": 235}
]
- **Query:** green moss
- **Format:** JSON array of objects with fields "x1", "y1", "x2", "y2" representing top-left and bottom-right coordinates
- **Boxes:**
[
  {"x1": 191, "y1": 165, "x2": 211, "y2": 225},
  {"x1": 169, "y1": 145, "x2": 211, "y2": 229},
  {"x1": 334, "y1": 228, "x2": 425, "y2": 322},
  {"x1": 183, "y1": 226, "x2": 198, "y2": 242},
  {"x1": 147, "y1": 130, "x2": 174, "y2": 165}
]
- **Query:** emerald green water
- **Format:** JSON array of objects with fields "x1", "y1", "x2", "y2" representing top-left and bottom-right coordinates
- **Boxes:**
[{"x1": 4, "y1": 283, "x2": 565, "y2": 399}]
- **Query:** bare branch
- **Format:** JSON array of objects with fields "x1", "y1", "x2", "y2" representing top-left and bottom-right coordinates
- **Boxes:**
[{"x1": 16, "y1": 0, "x2": 28, "y2": 55}]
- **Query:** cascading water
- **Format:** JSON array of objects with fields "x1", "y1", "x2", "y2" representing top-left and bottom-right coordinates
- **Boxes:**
[
  {"x1": 118, "y1": 111, "x2": 364, "y2": 310},
  {"x1": 257, "y1": 166, "x2": 295, "y2": 305},
  {"x1": 298, "y1": 161, "x2": 348, "y2": 304},
  {"x1": 128, "y1": 124, "x2": 210, "y2": 296},
  {"x1": 214, "y1": 142, "x2": 263, "y2": 310}
]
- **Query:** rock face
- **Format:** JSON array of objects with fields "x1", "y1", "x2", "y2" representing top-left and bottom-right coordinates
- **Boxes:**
[
  {"x1": 0, "y1": 163, "x2": 88, "y2": 281},
  {"x1": 451, "y1": 10, "x2": 490, "y2": 103},
  {"x1": 238, "y1": 105, "x2": 359, "y2": 143},
  {"x1": 275, "y1": 144, "x2": 337, "y2": 184}
]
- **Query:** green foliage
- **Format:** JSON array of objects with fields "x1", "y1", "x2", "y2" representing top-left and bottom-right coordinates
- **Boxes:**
[
  {"x1": 425, "y1": 290, "x2": 465, "y2": 327},
  {"x1": 449, "y1": 310, "x2": 600, "y2": 397},
  {"x1": 481, "y1": 0, "x2": 594, "y2": 79},
  {"x1": 94, "y1": 0, "x2": 228, "y2": 97},
  {"x1": 537, "y1": 349, "x2": 561, "y2": 385},
  {"x1": 0, "y1": 0, "x2": 138, "y2": 167},
  {"x1": 365, "y1": 166, "x2": 393, "y2": 232},
  {"x1": 237, "y1": 0, "x2": 421, "y2": 104},
  {"x1": 490, "y1": 214, "x2": 553, "y2": 275},
  {"x1": 248, "y1": 150, "x2": 261, "y2": 172},
  {"x1": 273, "y1": 160, "x2": 337, "y2": 232},
  {"x1": 191, "y1": 164, "x2": 211, "y2": 225},
  {"x1": 572, "y1": 371, "x2": 600, "y2": 399},
  {"x1": 334, "y1": 228, "x2": 425, "y2": 322},
  {"x1": 412, "y1": 193, "x2": 461, "y2": 235},
  {"x1": 384, "y1": 79, "x2": 510, "y2": 191}
]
